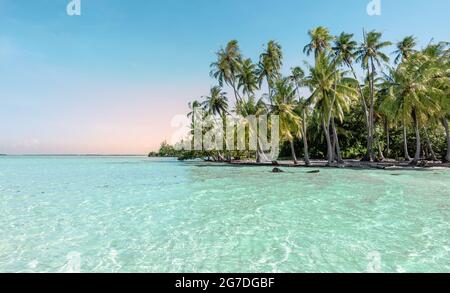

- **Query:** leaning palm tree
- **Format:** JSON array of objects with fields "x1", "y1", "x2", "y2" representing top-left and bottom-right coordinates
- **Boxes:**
[
  {"x1": 294, "y1": 99, "x2": 312, "y2": 166},
  {"x1": 289, "y1": 66, "x2": 311, "y2": 166},
  {"x1": 393, "y1": 36, "x2": 417, "y2": 64},
  {"x1": 355, "y1": 30, "x2": 392, "y2": 162},
  {"x1": 333, "y1": 32, "x2": 371, "y2": 156},
  {"x1": 270, "y1": 78, "x2": 302, "y2": 164},
  {"x1": 257, "y1": 41, "x2": 283, "y2": 99},
  {"x1": 305, "y1": 53, "x2": 357, "y2": 165},
  {"x1": 304, "y1": 26, "x2": 334, "y2": 58},
  {"x1": 237, "y1": 58, "x2": 259, "y2": 100},
  {"x1": 210, "y1": 40, "x2": 243, "y2": 104}
]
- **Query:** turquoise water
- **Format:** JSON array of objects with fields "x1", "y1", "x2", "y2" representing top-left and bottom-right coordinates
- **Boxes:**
[{"x1": 0, "y1": 156, "x2": 449, "y2": 273}]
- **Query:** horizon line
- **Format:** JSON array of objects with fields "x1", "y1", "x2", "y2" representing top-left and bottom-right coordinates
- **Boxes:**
[{"x1": 0, "y1": 154, "x2": 148, "y2": 157}]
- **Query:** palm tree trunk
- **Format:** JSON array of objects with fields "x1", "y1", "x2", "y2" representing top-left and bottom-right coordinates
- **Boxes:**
[
  {"x1": 290, "y1": 140, "x2": 298, "y2": 165},
  {"x1": 349, "y1": 62, "x2": 371, "y2": 161},
  {"x1": 368, "y1": 59, "x2": 376, "y2": 162},
  {"x1": 322, "y1": 117, "x2": 333, "y2": 166},
  {"x1": 230, "y1": 78, "x2": 242, "y2": 104},
  {"x1": 442, "y1": 118, "x2": 450, "y2": 162},
  {"x1": 423, "y1": 127, "x2": 437, "y2": 161},
  {"x1": 331, "y1": 118, "x2": 343, "y2": 164},
  {"x1": 411, "y1": 111, "x2": 421, "y2": 165},
  {"x1": 256, "y1": 151, "x2": 261, "y2": 163},
  {"x1": 331, "y1": 133, "x2": 336, "y2": 160},
  {"x1": 349, "y1": 62, "x2": 369, "y2": 118},
  {"x1": 378, "y1": 142, "x2": 386, "y2": 161},
  {"x1": 384, "y1": 119, "x2": 390, "y2": 158},
  {"x1": 403, "y1": 123, "x2": 411, "y2": 161},
  {"x1": 302, "y1": 110, "x2": 311, "y2": 166}
]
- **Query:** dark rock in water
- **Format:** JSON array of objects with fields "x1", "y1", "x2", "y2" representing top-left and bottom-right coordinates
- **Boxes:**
[
  {"x1": 272, "y1": 167, "x2": 284, "y2": 173},
  {"x1": 418, "y1": 160, "x2": 428, "y2": 167},
  {"x1": 306, "y1": 170, "x2": 320, "y2": 174}
]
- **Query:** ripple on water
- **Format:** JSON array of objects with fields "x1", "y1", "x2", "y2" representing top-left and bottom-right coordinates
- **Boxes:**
[{"x1": 0, "y1": 157, "x2": 449, "y2": 272}]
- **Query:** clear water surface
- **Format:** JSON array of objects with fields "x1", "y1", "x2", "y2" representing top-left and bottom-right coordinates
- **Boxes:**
[{"x1": 0, "y1": 156, "x2": 449, "y2": 272}]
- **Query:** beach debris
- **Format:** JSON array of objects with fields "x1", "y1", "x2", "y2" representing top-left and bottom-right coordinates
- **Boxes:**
[
  {"x1": 306, "y1": 170, "x2": 320, "y2": 174},
  {"x1": 272, "y1": 161, "x2": 280, "y2": 166},
  {"x1": 418, "y1": 160, "x2": 429, "y2": 167},
  {"x1": 272, "y1": 167, "x2": 284, "y2": 173}
]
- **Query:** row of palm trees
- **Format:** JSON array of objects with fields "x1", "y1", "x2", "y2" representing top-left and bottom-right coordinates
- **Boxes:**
[{"x1": 185, "y1": 27, "x2": 449, "y2": 166}]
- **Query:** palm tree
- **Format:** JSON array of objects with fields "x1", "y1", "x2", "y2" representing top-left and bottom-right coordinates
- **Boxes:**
[
  {"x1": 384, "y1": 53, "x2": 444, "y2": 165},
  {"x1": 237, "y1": 58, "x2": 259, "y2": 99},
  {"x1": 305, "y1": 53, "x2": 357, "y2": 165},
  {"x1": 356, "y1": 30, "x2": 392, "y2": 162},
  {"x1": 394, "y1": 36, "x2": 417, "y2": 64},
  {"x1": 289, "y1": 67, "x2": 311, "y2": 166},
  {"x1": 235, "y1": 96, "x2": 268, "y2": 163},
  {"x1": 383, "y1": 71, "x2": 412, "y2": 161},
  {"x1": 187, "y1": 100, "x2": 202, "y2": 119},
  {"x1": 333, "y1": 32, "x2": 371, "y2": 157},
  {"x1": 202, "y1": 86, "x2": 229, "y2": 116},
  {"x1": 304, "y1": 26, "x2": 334, "y2": 58},
  {"x1": 423, "y1": 42, "x2": 450, "y2": 161},
  {"x1": 210, "y1": 40, "x2": 243, "y2": 104},
  {"x1": 257, "y1": 41, "x2": 283, "y2": 99},
  {"x1": 201, "y1": 86, "x2": 229, "y2": 161},
  {"x1": 271, "y1": 78, "x2": 302, "y2": 164}
]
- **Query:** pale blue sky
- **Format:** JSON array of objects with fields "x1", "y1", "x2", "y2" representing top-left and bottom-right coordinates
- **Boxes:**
[{"x1": 1, "y1": 0, "x2": 449, "y2": 154}]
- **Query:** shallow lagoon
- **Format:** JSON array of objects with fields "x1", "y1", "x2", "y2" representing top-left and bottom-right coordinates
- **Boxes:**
[{"x1": 0, "y1": 156, "x2": 449, "y2": 272}]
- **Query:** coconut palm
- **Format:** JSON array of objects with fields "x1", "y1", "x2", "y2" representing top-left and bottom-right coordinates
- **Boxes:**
[
  {"x1": 235, "y1": 96, "x2": 268, "y2": 163},
  {"x1": 394, "y1": 36, "x2": 417, "y2": 64},
  {"x1": 333, "y1": 33, "x2": 371, "y2": 152},
  {"x1": 210, "y1": 40, "x2": 243, "y2": 103},
  {"x1": 289, "y1": 67, "x2": 311, "y2": 166},
  {"x1": 270, "y1": 78, "x2": 302, "y2": 164},
  {"x1": 356, "y1": 30, "x2": 392, "y2": 161},
  {"x1": 423, "y1": 42, "x2": 450, "y2": 161},
  {"x1": 305, "y1": 53, "x2": 357, "y2": 165},
  {"x1": 304, "y1": 26, "x2": 334, "y2": 58},
  {"x1": 201, "y1": 86, "x2": 229, "y2": 161},
  {"x1": 187, "y1": 100, "x2": 202, "y2": 119},
  {"x1": 381, "y1": 70, "x2": 413, "y2": 161},
  {"x1": 257, "y1": 41, "x2": 283, "y2": 98},
  {"x1": 383, "y1": 53, "x2": 444, "y2": 165},
  {"x1": 202, "y1": 86, "x2": 229, "y2": 117},
  {"x1": 237, "y1": 58, "x2": 259, "y2": 99}
]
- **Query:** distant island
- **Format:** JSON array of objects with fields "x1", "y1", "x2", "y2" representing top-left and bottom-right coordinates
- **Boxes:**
[{"x1": 148, "y1": 141, "x2": 180, "y2": 158}]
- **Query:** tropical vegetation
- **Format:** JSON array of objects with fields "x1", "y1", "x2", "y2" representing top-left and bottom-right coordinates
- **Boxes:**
[{"x1": 156, "y1": 27, "x2": 449, "y2": 166}]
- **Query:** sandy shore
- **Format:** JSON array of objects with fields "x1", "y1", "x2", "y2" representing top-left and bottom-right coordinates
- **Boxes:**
[{"x1": 227, "y1": 159, "x2": 450, "y2": 170}]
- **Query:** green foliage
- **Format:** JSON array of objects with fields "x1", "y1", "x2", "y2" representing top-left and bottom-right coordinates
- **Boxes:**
[{"x1": 152, "y1": 29, "x2": 450, "y2": 163}]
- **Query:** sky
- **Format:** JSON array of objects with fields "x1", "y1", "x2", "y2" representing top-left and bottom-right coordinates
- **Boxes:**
[{"x1": 0, "y1": 0, "x2": 449, "y2": 154}]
